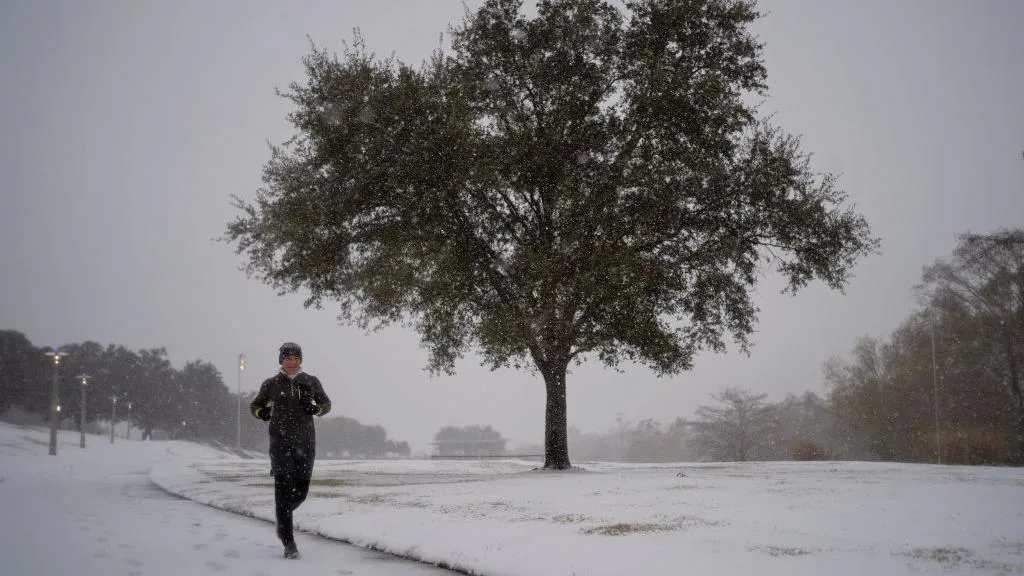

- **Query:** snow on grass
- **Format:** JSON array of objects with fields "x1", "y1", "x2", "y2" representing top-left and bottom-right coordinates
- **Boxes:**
[{"x1": 152, "y1": 450, "x2": 1024, "y2": 575}]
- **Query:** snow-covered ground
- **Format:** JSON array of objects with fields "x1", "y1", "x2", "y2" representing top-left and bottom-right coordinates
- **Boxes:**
[
  {"x1": 3, "y1": 421, "x2": 1023, "y2": 575},
  {"x1": 0, "y1": 422, "x2": 452, "y2": 576},
  {"x1": 152, "y1": 453, "x2": 1024, "y2": 576}
]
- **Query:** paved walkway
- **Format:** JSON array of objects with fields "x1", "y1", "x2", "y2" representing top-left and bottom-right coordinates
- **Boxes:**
[{"x1": 0, "y1": 432, "x2": 456, "y2": 576}]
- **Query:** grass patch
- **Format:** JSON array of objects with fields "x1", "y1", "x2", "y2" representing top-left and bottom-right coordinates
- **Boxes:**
[
  {"x1": 755, "y1": 546, "x2": 813, "y2": 557},
  {"x1": 581, "y1": 522, "x2": 676, "y2": 536},
  {"x1": 551, "y1": 514, "x2": 590, "y2": 524},
  {"x1": 311, "y1": 491, "x2": 347, "y2": 499},
  {"x1": 670, "y1": 515, "x2": 721, "y2": 530},
  {"x1": 904, "y1": 547, "x2": 973, "y2": 565},
  {"x1": 352, "y1": 493, "x2": 391, "y2": 505},
  {"x1": 204, "y1": 475, "x2": 251, "y2": 483},
  {"x1": 310, "y1": 478, "x2": 352, "y2": 487},
  {"x1": 901, "y1": 547, "x2": 1019, "y2": 574}
]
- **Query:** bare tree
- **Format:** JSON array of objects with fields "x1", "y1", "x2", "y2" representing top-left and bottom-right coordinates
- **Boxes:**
[{"x1": 691, "y1": 387, "x2": 774, "y2": 461}]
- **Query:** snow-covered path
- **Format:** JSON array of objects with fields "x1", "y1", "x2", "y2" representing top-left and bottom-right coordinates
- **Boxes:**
[
  {"x1": 7, "y1": 421, "x2": 1024, "y2": 575},
  {"x1": 0, "y1": 425, "x2": 454, "y2": 576}
]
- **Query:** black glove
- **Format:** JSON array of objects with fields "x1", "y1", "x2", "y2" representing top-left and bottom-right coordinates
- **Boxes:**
[
  {"x1": 303, "y1": 402, "x2": 320, "y2": 416},
  {"x1": 255, "y1": 406, "x2": 271, "y2": 421}
]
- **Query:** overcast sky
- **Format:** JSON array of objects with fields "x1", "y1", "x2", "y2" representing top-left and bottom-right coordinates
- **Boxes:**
[{"x1": 1, "y1": 0, "x2": 1021, "y2": 454}]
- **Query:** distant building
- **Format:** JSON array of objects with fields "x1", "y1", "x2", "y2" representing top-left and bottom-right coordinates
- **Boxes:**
[{"x1": 431, "y1": 424, "x2": 509, "y2": 457}]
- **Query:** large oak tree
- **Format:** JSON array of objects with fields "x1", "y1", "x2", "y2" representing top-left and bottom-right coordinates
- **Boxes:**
[{"x1": 226, "y1": 0, "x2": 876, "y2": 469}]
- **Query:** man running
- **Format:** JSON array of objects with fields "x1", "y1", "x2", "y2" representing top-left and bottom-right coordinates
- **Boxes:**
[{"x1": 250, "y1": 342, "x2": 331, "y2": 559}]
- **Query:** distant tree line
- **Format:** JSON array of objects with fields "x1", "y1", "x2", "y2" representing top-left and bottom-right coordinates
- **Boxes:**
[
  {"x1": 0, "y1": 335, "x2": 409, "y2": 457},
  {"x1": 571, "y1": 229, "x2": 1024, "y2": 466},
  {"x1": 566, "y1": 389, "x2": 836, "y2": 463},
  {"x1": 0, "y1": 338, "x2": 233, "y2": 443},
  {"x1": 826, "y1": 229, "x2": 1024, "y2": 465},
  {"x1": 317, "y1": 415, "x2": 410, "y2": 458}
]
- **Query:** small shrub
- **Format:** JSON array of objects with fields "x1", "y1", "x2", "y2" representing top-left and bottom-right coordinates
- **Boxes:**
[{"x1": 791, "y1": 441, "x2": 830, "y2": 461}]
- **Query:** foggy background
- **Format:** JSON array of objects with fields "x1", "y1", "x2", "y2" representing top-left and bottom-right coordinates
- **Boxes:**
[{"x1": 2, "y1": 0, "x2": 1021, "y2": 453}]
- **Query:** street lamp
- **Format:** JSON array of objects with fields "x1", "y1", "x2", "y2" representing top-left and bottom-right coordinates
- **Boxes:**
[
  {"x1": 616, "y1": 413, "x2": 625, "y2": 456},
  {"x1": 126, "y1": 401, "x2": 132, "y2": 439},
  {"x1": 78, "y1": 374, "x2": 90, "y2": 448},
  {"x1": 236, "y1": 353, "x2": 246, "y2": 449},
  {"x1": 110, "y1": 395, "x2": 118, "y2": 444},
  {"x1": 44, "y1": 348, "x2": 68, "y2": 456}
]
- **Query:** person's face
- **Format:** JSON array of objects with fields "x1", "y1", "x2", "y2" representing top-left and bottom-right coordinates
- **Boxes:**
[{"x1": 281, "y1": 355, "x2": 301, "y2": 375}]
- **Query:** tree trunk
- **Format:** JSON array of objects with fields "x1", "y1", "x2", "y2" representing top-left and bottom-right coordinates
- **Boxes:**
[{"x1": 542, "y1": 363, "x2": 571, "y2": 470}]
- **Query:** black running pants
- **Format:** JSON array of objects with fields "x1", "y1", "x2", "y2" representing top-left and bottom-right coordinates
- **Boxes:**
[{"x1": 271, "y1": 445, "x2": 314, "y2": 545}]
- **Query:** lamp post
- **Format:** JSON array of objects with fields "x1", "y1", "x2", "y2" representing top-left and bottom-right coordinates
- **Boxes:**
[
  {"x1": 110, "y1": 395, "x2": 118, "y2": 444},
  {"x1": 44, "y1": 348, "x2": 68, "y2": 456},
  {"x1": 78, "y1": 374, "x2": 90, "y2": 448},
  {"x1": 236, "y1": 353, "x2": 246, "y2": 449},
  {"x1": 616, "y1": 413, "x2": 624, "y2": 456},
  {"x1": 126, "y1": 401, "x2": 132, "y2": 439}
]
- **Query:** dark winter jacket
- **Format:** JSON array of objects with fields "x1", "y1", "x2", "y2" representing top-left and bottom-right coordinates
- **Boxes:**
[{"x1": 250, "y1": 371, "x2": 331, "y2": 458}]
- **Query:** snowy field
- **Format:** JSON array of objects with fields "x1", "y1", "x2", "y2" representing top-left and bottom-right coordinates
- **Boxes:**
[
  {"x1": 153, "y1": 441, "x2": 1024, "y2": 575},
  {"x1": 3, "y1": 421, "x2": 1023, "y2": 575},
  {"x1": 0, "y1": 422, "x2": 451, "y2": 576}
]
